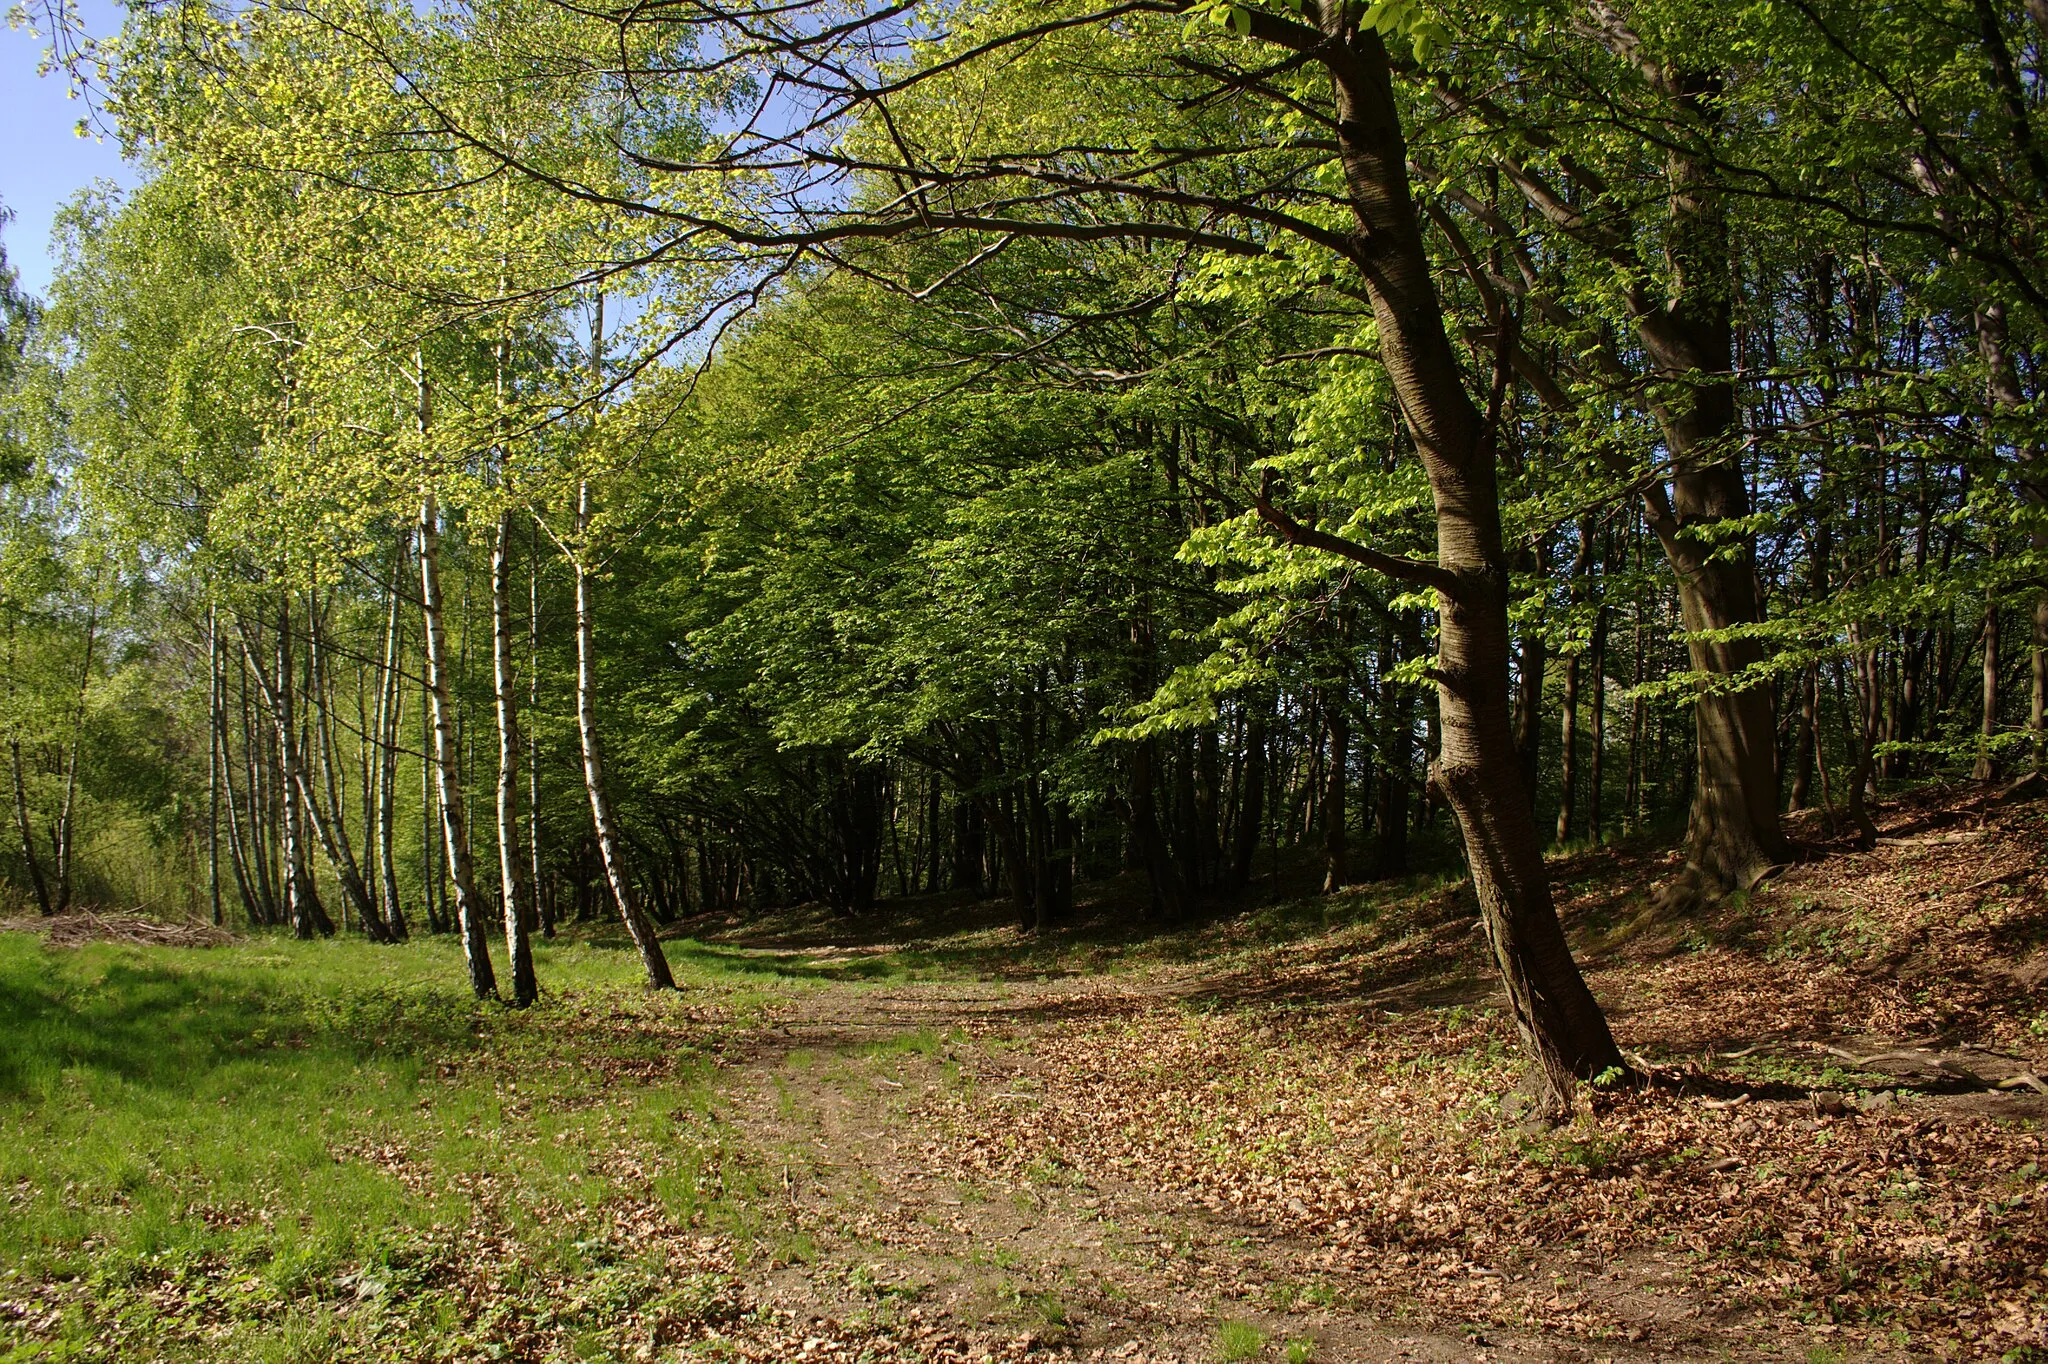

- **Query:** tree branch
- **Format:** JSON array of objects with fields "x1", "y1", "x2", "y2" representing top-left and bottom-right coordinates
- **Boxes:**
[{"x1": 1252, "y1": 470, "x2": 1460, "y2": 597}]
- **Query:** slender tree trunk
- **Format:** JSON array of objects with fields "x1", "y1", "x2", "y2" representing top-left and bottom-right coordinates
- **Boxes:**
[
  {"x1": 1976, "y1": 300, "x2": 2045, "y2": 773},
  {"x1": 493, "y1": 509, "x2": 537, "y2": 1006},
  {"x1": 274, "y1": 600, "x2": 318, "y2": 938},
  {"x1": 420, "y1": 491, "x2": 498, "y2": 997},
  {"x1": 374, "y1": 539, "x2": 408, "y2": 939},
  {"x1": 1514, "y1": 560, "x2": 1547, "y2": 816},
  {"x1": 1588, "y1": 605, "x2": 1608, "y2": 842},
  {"x1": 418, "y1": 645, "x2": 442, "y2": 934},
  {"x1": 208, "y1": 606, "x2": 222, "y2": 927},
  {"x1": 239, "y1": 617, "x2": 382, "y2": 940},
  {"x1": 575, "y1": 481, "x2": 675, "y2": 989},
  {"x1": 1789, "y1": 666, "x2": 1818, "y2": 812},
  {"x1": 2035, "y1": 594, "x2": 2048, "y2": 771},
  {"x1": 1321, "y1": 688, "x2": 1349, "y2": 892},
  {"x1": 1226, "y1": 697, "x2": 1266, "y2": 892},
  {"x1": 1840, "y1": 646, "x2": 1881, "y2": 843},
  {"x1": 239, "y1": 661, "x2": 275, "y2": 924},
  {"x1": 529, "y1": 522, "x2": 550, "y2": 936},
  {"x1": 52, "y1": 596, "x2": 97, "y2": 915},
  {"x1": 1556, "y1": 523, "x2": 1593, "y2": 845},
  {"x1": 306, "y1": 598, "x2": 388, "y2": 941},
  {"x1": 1194, "y1": 727, "x2": 1222, "y2": 890},
  {"x1": 1376, "y1": 651, "x2": 1412, "y2": 878},
  {"x1": 1976, "y1": 598, "x2": 2002, "y2": 782},
  {"x1": 7, "y1": 613, "x2": 52, "y2": 918},
  {"x1": 214, "y1": 619, "x2": 260, "y2": 926}
]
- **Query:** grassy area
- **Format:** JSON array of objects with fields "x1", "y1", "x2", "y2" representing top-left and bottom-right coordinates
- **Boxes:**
[{"x1": 0, "y1": 932, "x2": 793, "y2": 1362}]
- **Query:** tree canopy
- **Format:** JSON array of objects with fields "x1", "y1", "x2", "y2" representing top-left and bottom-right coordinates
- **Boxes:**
[{"x1": 2, "y1": 0, "x2": 2045, "y2": 1108}]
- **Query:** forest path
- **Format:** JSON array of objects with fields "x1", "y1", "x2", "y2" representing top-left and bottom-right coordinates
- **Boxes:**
[
  {"x1": 675, "y1": 784, "x2": 2048, "y2": 1361},
  {"x1": 697, "y1": 969, "x2": 1695, "y2": 1364}
]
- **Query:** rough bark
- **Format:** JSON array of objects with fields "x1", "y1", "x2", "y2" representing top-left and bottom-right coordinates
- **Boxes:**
[
  {"x1": 1292, "y1": 15, "x2": 1620, "y2": 1104},
  {"x1": 1633, "y1": 102, "x2": 1791, "y2": 899}
]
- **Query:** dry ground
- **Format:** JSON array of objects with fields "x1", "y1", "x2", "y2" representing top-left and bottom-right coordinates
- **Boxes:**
[{"x1": 656, "y1": 781, "x2": 2048, "y2": 1362}]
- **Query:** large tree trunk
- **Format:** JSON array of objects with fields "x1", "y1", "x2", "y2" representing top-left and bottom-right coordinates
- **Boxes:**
[
  {"x1": 1975, "y1": 301, "x2": 2044, "y2": 772},
  {"x1": 419, "y1": 493, "x2": 499, "y2": 997},
  {"x1": 1632, "y1": 98, "x2": 1791, "y2": 899},
  {"x1": 1310, "y1": 17, "x2": 1620, "y2": 1104},
  {"x1": 574, "y1": 482, "x2": 676, "y2": 990},
  {"x1": 493, "y1": 510, "x2": 538, "y2": 1005}
]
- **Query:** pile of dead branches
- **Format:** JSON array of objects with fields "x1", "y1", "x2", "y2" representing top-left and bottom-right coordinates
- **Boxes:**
[{"x1": 0, "y1": 911, "x2": 236, "y2": 948}]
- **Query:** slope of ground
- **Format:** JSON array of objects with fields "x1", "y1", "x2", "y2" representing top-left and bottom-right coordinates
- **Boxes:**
[{"x1": 1, "y1": 781, "x2": 2044, "y2": 1362}]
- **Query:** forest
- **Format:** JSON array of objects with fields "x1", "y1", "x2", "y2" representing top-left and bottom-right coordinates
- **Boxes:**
[{"x1": 2, "y1": 0, "x2": 2048, "y2": 1358}]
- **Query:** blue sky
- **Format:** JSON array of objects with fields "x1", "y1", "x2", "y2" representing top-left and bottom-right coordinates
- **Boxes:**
[{"x1": 2, "y1": 1, "x2": 137, "y2": 299}]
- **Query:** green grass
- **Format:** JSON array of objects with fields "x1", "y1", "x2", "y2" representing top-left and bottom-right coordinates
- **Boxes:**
[
  {"x1": 0, "y1": 930, "x2": 777, "y2": 1360},
  {"x1": 1217, "y1": 1317, "x2": 1268, "y2": 1360}
]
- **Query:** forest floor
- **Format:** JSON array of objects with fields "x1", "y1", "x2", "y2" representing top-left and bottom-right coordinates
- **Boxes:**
[{"x1": 3, "y1": 782, "x2": 2048, "y2": 1362}]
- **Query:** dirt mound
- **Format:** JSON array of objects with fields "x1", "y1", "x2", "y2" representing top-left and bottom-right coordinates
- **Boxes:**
[{"x1": 0, "y1": 911, "x2": 236, "y2": 948}]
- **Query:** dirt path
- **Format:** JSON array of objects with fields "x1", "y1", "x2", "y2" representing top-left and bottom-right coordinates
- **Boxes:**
[{"x1": 706, "y1": 977, "x2": 1677, "y2": 1363}]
